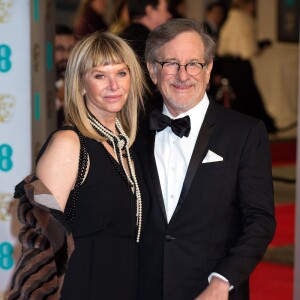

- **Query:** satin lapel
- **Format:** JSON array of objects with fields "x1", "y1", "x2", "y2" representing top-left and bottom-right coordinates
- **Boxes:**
[
  {"x1": 169, "y1": 101, "x2": 219, "y2": 223},
  {"x1": 147, "y1": 131, "x2": 168, "y2": 223}
]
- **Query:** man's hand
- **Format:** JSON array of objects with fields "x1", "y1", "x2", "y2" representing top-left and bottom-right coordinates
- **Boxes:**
[{"x1": 194, "y1": 276, "x2": 229, "y2": 300}]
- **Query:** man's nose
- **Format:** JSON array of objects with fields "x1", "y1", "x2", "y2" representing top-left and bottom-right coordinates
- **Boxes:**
[{"x1": 177, "y1": 65, "x2": 190, "y2": 81}]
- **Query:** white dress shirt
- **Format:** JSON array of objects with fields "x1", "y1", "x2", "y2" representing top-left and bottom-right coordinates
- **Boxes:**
[{"x1": 154, "y1": 94, "x2": 209, "y2": 222}]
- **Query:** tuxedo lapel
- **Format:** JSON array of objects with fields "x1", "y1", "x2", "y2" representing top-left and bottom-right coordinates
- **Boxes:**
[
  {"x1": 147, "y1": 131, "x2": 168, "y2": 223},
  {"x1": 170, "y1": 101, "x2": 219, "y2": 223}
]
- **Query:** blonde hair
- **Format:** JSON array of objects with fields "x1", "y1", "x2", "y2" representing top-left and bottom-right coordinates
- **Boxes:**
[{"x1": 64, "y1": 31, "x2": 147, "y2": 146}]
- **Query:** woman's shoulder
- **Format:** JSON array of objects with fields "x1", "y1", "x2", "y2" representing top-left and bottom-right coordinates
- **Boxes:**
[
  {"x1": 40, "y1": 128, "x2": 80, "y2": 159},
  {"x1": 50, "y1": 128, "x2": 80, "y2": 150}
]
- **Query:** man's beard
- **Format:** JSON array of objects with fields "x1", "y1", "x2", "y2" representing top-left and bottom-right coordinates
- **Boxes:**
[{"x1": 168, "y1": 81, "x2": 197, "y2": 110}]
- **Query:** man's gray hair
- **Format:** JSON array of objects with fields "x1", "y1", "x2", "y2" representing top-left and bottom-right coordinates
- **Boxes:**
[{"x1": 145, "y1": 18, "x2": 216, "y2": 64}]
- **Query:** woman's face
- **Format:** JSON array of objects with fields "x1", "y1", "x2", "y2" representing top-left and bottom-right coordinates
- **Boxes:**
[{"x1": 83, "y1": 63, "x2": 131, "y2": 121}]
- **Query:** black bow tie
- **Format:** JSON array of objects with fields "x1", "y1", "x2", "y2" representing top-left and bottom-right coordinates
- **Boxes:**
[{"x1": 149, "y1": 109, "x2": 191, "y2": 138}]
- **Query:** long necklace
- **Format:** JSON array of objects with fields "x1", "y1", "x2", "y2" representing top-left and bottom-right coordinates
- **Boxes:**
[{"x1": 88, "y1": 112, "x2": 142, "y2": 242}]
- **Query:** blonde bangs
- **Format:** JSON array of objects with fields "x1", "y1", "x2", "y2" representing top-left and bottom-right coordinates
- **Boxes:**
[{"x1": 81, "y1": 37, "x2": 128, "y2": 75}]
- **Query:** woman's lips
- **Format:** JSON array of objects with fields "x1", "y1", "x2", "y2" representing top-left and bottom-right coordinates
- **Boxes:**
[{"x1": 104, "y1": 95, "x2": 122, "y2": 101}]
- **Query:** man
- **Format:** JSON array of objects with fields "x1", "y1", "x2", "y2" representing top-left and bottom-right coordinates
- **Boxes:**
[
  {"x1": 202, "y1": 1, "x2": 225, "y2": 40},
  {"x1": 55, "y1": 24, "x2": 76, "y2": 83},
  {"x1": 202, "y1": 2, "x2": 226, "y2": 105},
  {"x1": 54, "y1": 24, "x2": 76, "y2": 127},
  {"x1": 135, "y1": 19, "x2": 276, "y2": 300},
  {"x1": 120, "y1": 0, "x2": 171, "y2": 65}
]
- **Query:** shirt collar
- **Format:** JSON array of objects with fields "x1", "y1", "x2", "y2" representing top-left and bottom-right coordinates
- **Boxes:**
[{"x1": 162, "y1": 93, "x2": 210, "y2": 138}]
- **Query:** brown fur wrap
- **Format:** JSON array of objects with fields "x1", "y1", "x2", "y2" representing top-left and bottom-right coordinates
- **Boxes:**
[{"x1": 7, "y1": 175, "x2": 74, "y2": 300}]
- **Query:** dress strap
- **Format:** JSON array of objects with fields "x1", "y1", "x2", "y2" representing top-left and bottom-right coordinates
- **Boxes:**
[{"x1": 65, "y1": 126, "x2": 88, "y2": 223}]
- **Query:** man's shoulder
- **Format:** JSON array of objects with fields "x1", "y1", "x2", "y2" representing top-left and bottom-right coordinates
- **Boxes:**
[{"x1": 210, "y1": 100, "x2": 263, "y2": 131}]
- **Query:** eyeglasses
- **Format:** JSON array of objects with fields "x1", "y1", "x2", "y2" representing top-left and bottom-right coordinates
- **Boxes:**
[{"x1": 154, "y1": 60, "x2": 206, "y2": 76}]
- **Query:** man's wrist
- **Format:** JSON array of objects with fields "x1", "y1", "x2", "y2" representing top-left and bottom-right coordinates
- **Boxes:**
[{"x1": 208, "y1": 272, "x2": 234, "y2": 291}]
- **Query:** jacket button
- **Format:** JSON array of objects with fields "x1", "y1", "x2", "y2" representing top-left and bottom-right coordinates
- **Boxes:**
[{"x1": 165, "y1": 235, "x2": 176, "y2": 241}]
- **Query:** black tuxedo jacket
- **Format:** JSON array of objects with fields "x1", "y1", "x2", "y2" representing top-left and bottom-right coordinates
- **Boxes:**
[{"x1": 134, "y1": 100, "x2": 276, "y2": 300}]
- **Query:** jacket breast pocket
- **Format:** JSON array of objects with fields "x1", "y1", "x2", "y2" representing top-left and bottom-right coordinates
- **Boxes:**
[{"x1": 199, "y1": 160, "x2": 230, "y2": 170}]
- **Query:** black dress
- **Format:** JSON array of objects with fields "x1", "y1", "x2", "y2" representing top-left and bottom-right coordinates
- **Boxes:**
[{"x1": 38, "y1": 127, "x2": 149, "y2": 299}]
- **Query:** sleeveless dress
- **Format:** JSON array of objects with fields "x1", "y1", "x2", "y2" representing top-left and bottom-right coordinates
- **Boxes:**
[{"x1": 38, "y1": 127, "x2": 149, "y2": 300}]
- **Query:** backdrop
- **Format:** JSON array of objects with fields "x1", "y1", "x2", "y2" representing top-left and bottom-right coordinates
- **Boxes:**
[{"x1": 0, "y1": 0, "x2": 56, "y2": 297}]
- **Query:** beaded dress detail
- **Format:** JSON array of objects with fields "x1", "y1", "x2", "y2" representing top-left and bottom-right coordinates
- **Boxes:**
[{"x1": 87, "y1": 112, "x2": 142, "y2": 242}]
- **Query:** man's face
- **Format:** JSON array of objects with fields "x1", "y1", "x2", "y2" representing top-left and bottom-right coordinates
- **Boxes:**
[
  {"x1": 150, "y1": 0, "x2": 171, "y2": 29},
  {"x1": 210, "y1": 6, "x2": 224, "y2": 27},
  {"x1": 148, "y1": 31, "x2": 213, "y2": 117},
  {"x1": 55, "y1": 34, "x2": 76, "y2": 79}
]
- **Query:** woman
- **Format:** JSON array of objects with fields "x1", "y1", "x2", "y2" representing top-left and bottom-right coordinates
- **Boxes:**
[
  {"x1": 11, "y1": 32, "x2": 149, "y2": 300},
  {"x1": 109, "y1": 0, "x2": 130, "y2": 35},
  {"x1": 217, "y1": 0, "x2": 277, "y2": 133},
  {"x1": 74, "y1": 0, "x2": 108, "y2": 38}
]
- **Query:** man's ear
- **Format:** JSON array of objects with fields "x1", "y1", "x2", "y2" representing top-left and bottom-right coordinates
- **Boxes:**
[
  {"x1": 147, "y1": 62, "x2": 158, "y2": 84},
  {"x1": 205, "y1": 61, "x2": 214, "y2": 84},
  {"x1": 207, "y1": 61, "x2": 213, "y2": 73}
]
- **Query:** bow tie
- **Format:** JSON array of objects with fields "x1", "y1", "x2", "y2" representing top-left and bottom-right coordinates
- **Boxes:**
[{"x1": 149, "y1": 109, "x2": 191, "y2": 138}]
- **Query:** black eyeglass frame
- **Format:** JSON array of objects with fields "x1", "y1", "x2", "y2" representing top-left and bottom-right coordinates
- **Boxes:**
[{"x1": 154, "y1": 60, "x2": 207, "y2": 75}]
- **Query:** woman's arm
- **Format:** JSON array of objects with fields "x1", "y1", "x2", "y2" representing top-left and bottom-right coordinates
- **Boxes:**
[{"x1": 36, "y1": 130, "x2": 80, "y2": 211}]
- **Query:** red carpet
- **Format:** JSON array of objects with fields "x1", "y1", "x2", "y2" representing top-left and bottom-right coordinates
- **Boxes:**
[
  {"x1": 251, "y1": 204, "x2": 295, "y2": 299},
  {"x1": 270, "y1": 204, "x2": 295, "y2": 247},
  {"x1": 250, "y1": 262, "x2": 293, "y2": 300},
  {"x1": 250, "y1": 139, "x2": 296, "y2": 299},
  {"x1": 270, "y1": 139, "x2": 297, "y2": 166}
]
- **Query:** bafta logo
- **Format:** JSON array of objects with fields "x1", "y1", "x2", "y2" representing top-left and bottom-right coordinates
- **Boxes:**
[
  {"x1": 0, "y1": 0, "x2": 14, "y2": 23},
  {"x1": 0, "y1": 193, "x2": 12, "y2": 221},
  {"x1": 0, "y1": 94, "x2": 15, "y2": 123}
]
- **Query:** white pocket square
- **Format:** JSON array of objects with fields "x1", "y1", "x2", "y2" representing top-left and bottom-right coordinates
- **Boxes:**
[{"x1": 202, "y1": 150, "x2": 223, "y2": 163}]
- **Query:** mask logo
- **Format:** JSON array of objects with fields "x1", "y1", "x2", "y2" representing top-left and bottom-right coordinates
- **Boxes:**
[
  {"x1": 0, "y1": 0, "x2": 14, "y2": 24},
  {"x1": 0, "y1": 193, "x2": 11, "y2": 221},
  {"x1": 0, "y1": 94, "x2": 15, "y2": 123}
]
